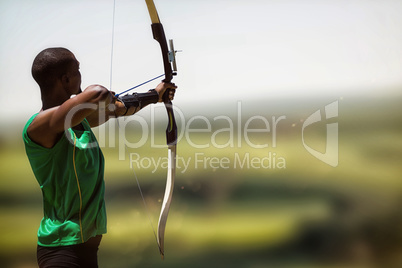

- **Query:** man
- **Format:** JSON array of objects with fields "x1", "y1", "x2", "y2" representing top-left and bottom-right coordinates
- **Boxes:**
[{"x1": 22, "y1": 47, "x2": 176, "y2": 267}]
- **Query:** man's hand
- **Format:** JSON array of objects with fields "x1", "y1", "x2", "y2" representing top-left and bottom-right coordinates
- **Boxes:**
[{"x1": 155, "y1": 82, "x2": 177, "y2": 102}]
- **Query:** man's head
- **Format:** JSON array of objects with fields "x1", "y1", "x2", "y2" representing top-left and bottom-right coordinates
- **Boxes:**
[{"x1": 32, "y1": 47, "x2": 81, "y2": 96}]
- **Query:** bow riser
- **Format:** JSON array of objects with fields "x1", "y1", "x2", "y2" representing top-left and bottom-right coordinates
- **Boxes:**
[
  {"x1": 150, "y1": 23, "x2": 174, "y2": 83},
  {"x1": 149, "y1": 22, "x2": 177, "y2": 146},
  {"x1": 165, "y1": 103, "x2": 177, "y2": 146}
]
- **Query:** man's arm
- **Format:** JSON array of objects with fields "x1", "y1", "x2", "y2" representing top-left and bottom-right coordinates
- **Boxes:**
[
  {"x1": 27, "y1": 85, "x2": 112, "y2": 148},
  {"x1": 28, "y1": 82, "x2": 177, "y2": 148},
  {"x1": 86, "y1": 81, "x2": 177, "y2": 127}
]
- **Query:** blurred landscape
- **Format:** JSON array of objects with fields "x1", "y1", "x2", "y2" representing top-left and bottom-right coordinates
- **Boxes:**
[{"x1": 0, "y1": 94, "x2": 401, "y2": 268}]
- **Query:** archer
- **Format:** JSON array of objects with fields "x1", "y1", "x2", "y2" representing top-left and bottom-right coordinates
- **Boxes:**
[{"x1": 22, "y1": 47, "x2": 176, "y2": 267}]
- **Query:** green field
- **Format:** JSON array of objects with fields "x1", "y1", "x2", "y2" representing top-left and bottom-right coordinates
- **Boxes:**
[{"x1": 1, "y1": 96, "x2": 401, "y2": 268}]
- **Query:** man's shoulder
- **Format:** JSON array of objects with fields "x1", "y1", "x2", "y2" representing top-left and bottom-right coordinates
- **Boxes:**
[
  {"x1": 23, "y1": 110, "x2": 63, "y2": 149},
  {"x1": 22, "y1": 113, "x2": 39, "y2": 137}
]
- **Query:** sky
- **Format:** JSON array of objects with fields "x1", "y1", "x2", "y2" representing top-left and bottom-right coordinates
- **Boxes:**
[{"x1": 0, "y1": 0, "x2": 401, "y2": 122}]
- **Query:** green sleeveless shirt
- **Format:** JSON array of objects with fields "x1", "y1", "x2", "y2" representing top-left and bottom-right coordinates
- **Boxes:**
[{"x1": 23, "y1": 114, "x2": 107, "y2": 247}]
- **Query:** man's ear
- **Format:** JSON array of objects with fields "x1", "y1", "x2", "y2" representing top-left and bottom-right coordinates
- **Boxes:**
[{"x1": 61, "y1": 74, "x2": 70, "y2": 85}]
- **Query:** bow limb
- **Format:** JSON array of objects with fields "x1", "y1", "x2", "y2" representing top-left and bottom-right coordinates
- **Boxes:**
[
  {"x1": 145, "y1": 0, "x2": 178, "y2": 260},
  {"x1": 157, "y1": 144, "x2": 176, "y2": 259}
]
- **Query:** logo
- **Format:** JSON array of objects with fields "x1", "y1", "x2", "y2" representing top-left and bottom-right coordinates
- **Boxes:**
[{"x1": 302, "y1": 101, "x2": 338, "y2": 167}]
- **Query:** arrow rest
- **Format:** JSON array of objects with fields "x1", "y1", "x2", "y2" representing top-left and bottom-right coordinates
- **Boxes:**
[{"x1": 168, "y1": 39, "x2": 179, "y2": 74}]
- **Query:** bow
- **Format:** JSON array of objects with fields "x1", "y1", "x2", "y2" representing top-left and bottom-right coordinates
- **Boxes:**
[{"x1": 145, "y1": 0, "x2": 178, "y2": 260}]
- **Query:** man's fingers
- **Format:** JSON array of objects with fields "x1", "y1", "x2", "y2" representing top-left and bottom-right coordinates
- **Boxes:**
[
  {"x1": 168, "y1": 88, "x2": 175, "y2": 100},
  {"x1": 166, "y1": 82, "x2": 177, "y2": 90}
]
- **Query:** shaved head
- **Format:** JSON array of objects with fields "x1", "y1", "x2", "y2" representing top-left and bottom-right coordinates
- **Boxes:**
[{"x1": 32, "y1": 47, "x2": 76, "y2": 91}]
